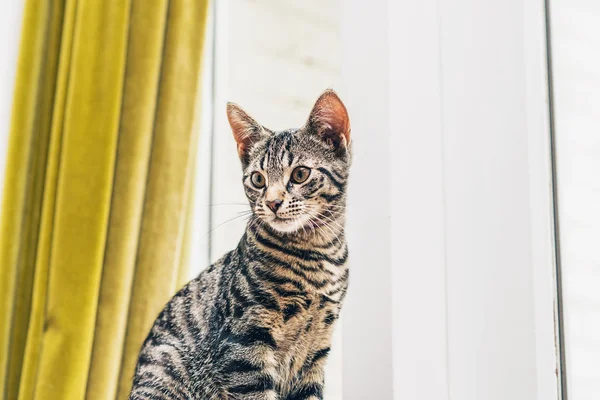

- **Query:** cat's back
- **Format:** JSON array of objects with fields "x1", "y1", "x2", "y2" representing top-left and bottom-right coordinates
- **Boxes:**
[
  {"x1": 130, "y1": 253, "x2": 233, "y2": 399},
  {"x1": 143, "y1": 252, "x2": 231, "y2": 347}
]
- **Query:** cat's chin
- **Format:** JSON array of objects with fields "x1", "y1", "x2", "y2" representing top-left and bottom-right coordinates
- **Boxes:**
[{"x1": 266, "y1": 216, "x2": 307, "y2": 234}]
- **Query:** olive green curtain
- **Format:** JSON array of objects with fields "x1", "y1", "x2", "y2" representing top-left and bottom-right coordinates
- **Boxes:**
[{"x1": 0, "y1": 1, "x2": 209, "y2": 399}]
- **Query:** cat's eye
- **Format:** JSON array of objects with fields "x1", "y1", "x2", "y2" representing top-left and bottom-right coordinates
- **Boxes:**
[
  {"x1": 250, "y1": 171, "x2": 266, "y2": 188},
  {"x1": 291, "y1": 166, "x2": 311, "y2": 184}
]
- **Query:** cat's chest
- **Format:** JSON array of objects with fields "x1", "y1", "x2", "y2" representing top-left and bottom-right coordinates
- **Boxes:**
[
  {"x1": 273, "y1": 263, "x2": 348, "y2": 388},
  {"x1": 277, "y1": 291, "x2": 340, "y2": 343},
  {"x1": 275, "y1": 261, "x2": 348, "y2": 342}
]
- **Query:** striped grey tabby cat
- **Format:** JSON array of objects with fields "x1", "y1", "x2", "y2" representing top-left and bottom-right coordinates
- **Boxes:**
[{"x1": 129, "y1": 90, "x2": 351, "y2": 400}]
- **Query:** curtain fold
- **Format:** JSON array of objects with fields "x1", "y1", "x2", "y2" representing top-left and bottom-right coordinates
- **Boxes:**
[{"x1": 0, "y1": 1, "x2": 209, "y2": 399}]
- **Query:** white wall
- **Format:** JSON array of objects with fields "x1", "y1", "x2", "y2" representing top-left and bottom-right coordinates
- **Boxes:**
[
  {"x1": 549, "y1": 1, "x2": 600, "y2": 398},
  {"x1": 341, "y1": 0, "x2": 561, "y2": 399},
  {"x1": 0, "y1": 3, "x2": 25, "y2": 193}
]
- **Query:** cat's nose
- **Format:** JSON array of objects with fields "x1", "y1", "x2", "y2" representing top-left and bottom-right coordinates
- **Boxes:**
[{"x1": 266, "y1": 199, "x2": 283, "y2": 214}]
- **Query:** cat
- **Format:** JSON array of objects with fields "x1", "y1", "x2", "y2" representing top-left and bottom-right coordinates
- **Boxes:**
[{"x1": 129, "y1": 89, "x2": 351, "y2": 400}]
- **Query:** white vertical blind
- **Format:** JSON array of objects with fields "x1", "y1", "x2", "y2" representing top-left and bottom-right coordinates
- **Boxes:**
[
  {"x1": 390, "y1": 0, "x2": 448, "y2": 397},
  {"x1": 341, "y1": 0, "x2": 560, "y2": 399},
  {"x1": 340, "y1": 1, "x2": 394, "y2": 399},
  {"x1": 549, "y1": 1, "x2": 600, "y2": 398}
]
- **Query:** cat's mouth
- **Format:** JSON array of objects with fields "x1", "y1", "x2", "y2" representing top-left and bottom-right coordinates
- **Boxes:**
[{"x1": 271, "y1": 216, "x2": 295, "y2": 226}]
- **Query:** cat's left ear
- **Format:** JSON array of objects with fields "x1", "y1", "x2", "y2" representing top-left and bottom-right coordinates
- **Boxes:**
[{"x1": 306, "y1": 89, "x2": 351, "y2": 151}]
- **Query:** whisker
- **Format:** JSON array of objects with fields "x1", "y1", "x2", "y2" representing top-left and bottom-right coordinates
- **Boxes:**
[
  {"x1": 199, "y1": 211, "x2": 254, "y2": 242},
  {"x1": 309, "y1": 213, "x2": 341, "y2": 240},
  {"x1": 319, "y1": 203, "x2": 348, "y2": 211},
  {"x1": 316, "y1": 212, "x2": 345, "y2": 232},
  {"x1": 200, "y1": 214, "x2": 253, "y2": 266},
  {"x1": 198, "y1": 202, "x2": 250, "y2": 207},
  {"x1": 303, "y1": 205, "x2": 346, "y2": 226}
]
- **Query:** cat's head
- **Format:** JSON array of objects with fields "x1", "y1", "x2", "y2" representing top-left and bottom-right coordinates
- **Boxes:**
[{"x1": 227, "y1": 90, "x2": 351, "y2": 234}]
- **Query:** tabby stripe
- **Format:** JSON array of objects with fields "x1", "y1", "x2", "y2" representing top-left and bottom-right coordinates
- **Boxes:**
[
  {"x1": 320, "y1": 192, "x2": 342, "y2": 202},
  {"x1": 153, "y1": 305, "x2": 185, "y2": 343},
  {"x1": 330, "y1": 167, "x2": 347, "y2": 181},
  {"x1": 260, "y1": 153, "x2": 268, "y2": 170},
  {"x1": 320, "y1": 266, "x2": 336, "y2": 277},
  {"x1": 260, "y1": 231, "x2": 339, "y2": 268},
  {"x1": 331, "y1": 245, "x2": 349, "y2": 266},
  {"x1": 131, "y1": 389, "x2": 165, "y2": 400},
  {"x1": 323, "y1": 311, "x2": 336, "y2": 325},
  {"x1": 223, "y1": 288, "x2": 232, "y2": 317},
  {"x1": 137, "y1": 372, "x2": 187, "y2": 400},
  {"x1": 219, "y1": 273, "x2": 234, "y2": 317},
  {"x1": 255, "y1": 230, "x2": 348, "y2": 266},
  {"x1": 304, "y1": 317, "x2": 313, "y2": 332},
  {"x1": 317, "y1": 233, "x2": 343, "y2": 250},
  {"x1": 260, "y1": 223, "x2": 339, "y2": 255},
  {"x1": 285, "y1": 134, "x2": 292, "y2": 152},
  {"x1": 331, "y1": 268, "x2": 350, "y2": 285},
  {"x1": 247, "y1": 247, "x2": 328, "y2": 288},
  {"x1": 226, "y1": 325, "x2": 277, "y2": 349},
  {"x1": 229, "y1": 277, "x2": 253, "y2": 310},
  {"x1": 319, "y1": 295, "x2": 339, "y2": 309},
  {"x1": 222, "y1": 359, "x2": 262, "y2": 374},
  {"x1": 248, "y1": 284, "x2": 280, "y2": 311},
  {"x1": 283, "y1": 303, "x2": 301, "y2": 321},
  {"x1": 277, "y1": 139, "x2": 287, "y2": 163},
  {"x1": 285, "y1": 383, "x2": 323, "y2": 400},
  {"x1": 139, "y1": 359, "x2": 185, "y2": 390},
  {"x1": 310, "y1": 347, "x2": 331, "y2": 365},
  {"x1": 143, "y1": 334, "x2": 160, "y2": 348},
  {"x1": 228, "y1": 374, "x2": 275, "y2": 394},
  {"x1": 326, "y1": 284, "x2": 345, "y2": 297},
  {"x1": 305, "y1": 180, "x2": 325, "y2": 195},
  {"x1": 132, "y1": 388, "x2": 179, "y2": 400},
  {"x1": 239, "y1": 263, "x2": 281, "y2": 311},
  {"x1": 233, "y1": 304, "x2": 244, "y2": 318},
  {"x1": 339, "y1": 286, "x2": 349, "y2": 300},
  {"x1": 252, "y1": 230, "x2": 323, "y2": 262},
  {"x1": 273, "y1": 286, "x2": 306, "y2": 299},
  {"x1": 183, "y1": 295, "x2": 203, "y2": 350},
  {"x1": 251, "y1": 264, "x2": 305, "y2": 291},
  {"x1": 136, "y1": 350, "x2": 186, "y2": 382},
  {"x1": 299, "y1": 347, "x2": 330, "y2": 375},
  {"x1": 143, "y1": 332, "x2": 174, "y2": 349},
  {"x1": 152, "y1": 320, "x2": 184, "y2": 343},
  {"x1": 137, "y1": 353, "x2": 153, "y2": 367},
  {"x1": 317, "y1": 167, "x2": 345, "y2": 191}
]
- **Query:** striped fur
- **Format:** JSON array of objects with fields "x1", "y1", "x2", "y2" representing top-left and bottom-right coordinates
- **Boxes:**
[{"x1": 129, "y1": 90, "x2": 351, "y2": 400}]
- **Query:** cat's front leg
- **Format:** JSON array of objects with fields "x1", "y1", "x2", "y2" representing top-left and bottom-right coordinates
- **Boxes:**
[
  {"x1": 224, "y1": 366, "x2": 279, "y2": 400},
  {"x1": 284, "y1": 347, "x2": 329, "y2": 400},
  {"x1": 219, "y1": 334, "x2": 281, "y2": 400}
]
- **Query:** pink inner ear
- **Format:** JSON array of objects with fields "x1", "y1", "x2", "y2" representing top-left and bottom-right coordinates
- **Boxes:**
[
  {"x1": 227, "y1": 103, "x2": 263, "y2": 157},
  {"x1": 230, "y1": 118, "x2": 254, "y2": 144},
  {"x1": 311, "y1": 92, "x2": 351, "y2": 147}
]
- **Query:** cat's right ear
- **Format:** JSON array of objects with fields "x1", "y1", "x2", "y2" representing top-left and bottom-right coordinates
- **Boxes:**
[{"x1": 227, "y1": 103, "x2": 265, "y2": 161}]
